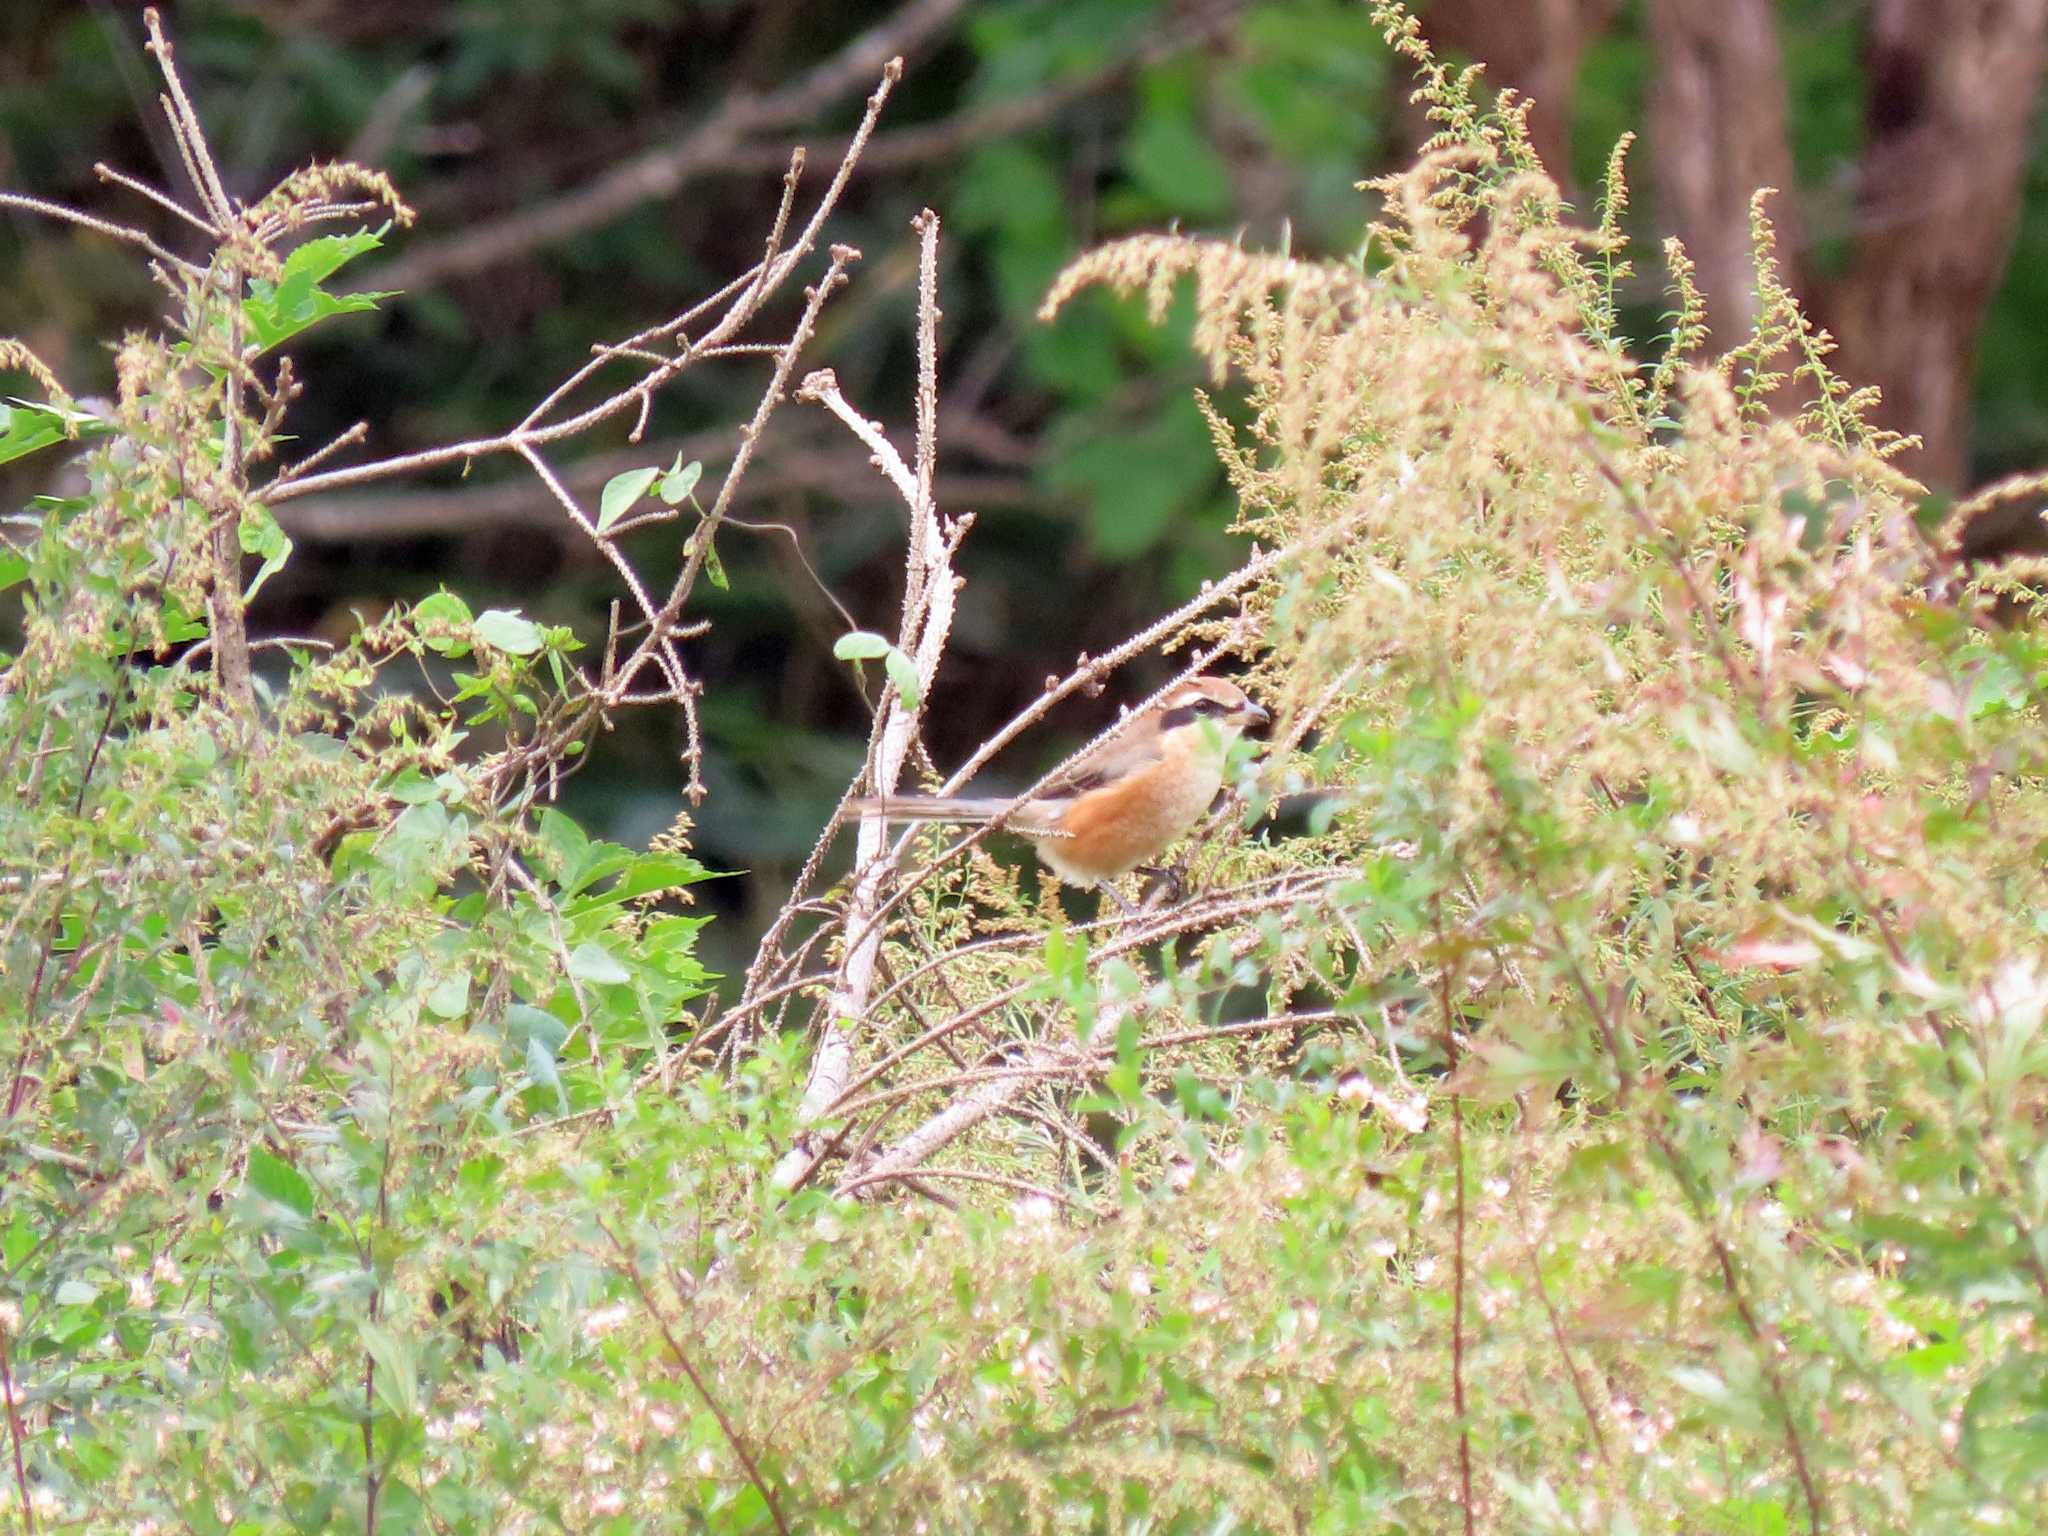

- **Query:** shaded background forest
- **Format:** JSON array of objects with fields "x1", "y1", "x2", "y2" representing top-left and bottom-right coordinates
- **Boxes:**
[{"x1": 5, "y1": 0, "x2": 2046, "y2": 978}]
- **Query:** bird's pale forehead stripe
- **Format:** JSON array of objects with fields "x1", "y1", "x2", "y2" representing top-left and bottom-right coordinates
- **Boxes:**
[{"x1": 1163, "y1": 677, "x2": 1250, "y2": 708}]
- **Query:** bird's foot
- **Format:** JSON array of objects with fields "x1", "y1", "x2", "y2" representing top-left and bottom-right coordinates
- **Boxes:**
[{"x1": 1133, "y1": 862, "x2": 1188, "y2": 910}]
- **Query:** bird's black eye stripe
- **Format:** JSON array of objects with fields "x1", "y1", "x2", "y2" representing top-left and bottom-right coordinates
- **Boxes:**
[{"x1": 1160, "y1": 697, "x2": 1229, "y2": 730}]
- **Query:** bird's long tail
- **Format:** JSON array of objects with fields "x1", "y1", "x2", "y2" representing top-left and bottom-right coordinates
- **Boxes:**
[{"x1": 844, "y1": 795, "x2": 1019, "y2": 825}]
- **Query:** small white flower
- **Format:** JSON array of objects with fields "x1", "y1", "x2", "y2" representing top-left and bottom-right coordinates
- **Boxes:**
[
  {"x1": 591, "y1": 1488, "x2": 625, "y2": 1517},
  {"x1": 582, "y1": 1302, "x2": 632, "y2": 1341},
  {"x1": 1972, "y1": 957, "x2": 2048, "y2": 1032},
  {"x1": 1018, "y1": 1340, "x2": 1056, "y2": 1386},
  {"x1": 1012, "y1": 1195, "x2": 1056, "y2": 1227}
]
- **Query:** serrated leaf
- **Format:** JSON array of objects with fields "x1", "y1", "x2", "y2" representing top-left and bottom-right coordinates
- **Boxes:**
[
  {"x1": 243, "y1": 229, "x2": 392, "y2": 353},
  {"x1": 833, "y1": 630, "x2": 892, "y2": 661},
  {"x1": 659, "y1": 456, "x2": 702, "y2": 505},
  {"x1": 475, "y1": 608, "x2": 542, "y2": 655},
  {"x1": 599, "y1": 467, "x2": 659, "y2": 532}
]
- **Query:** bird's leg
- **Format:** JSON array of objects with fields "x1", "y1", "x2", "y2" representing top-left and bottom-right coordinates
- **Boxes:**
[{"x1": 1094, "y1": 880, "x2": 1141, "y2": 920}]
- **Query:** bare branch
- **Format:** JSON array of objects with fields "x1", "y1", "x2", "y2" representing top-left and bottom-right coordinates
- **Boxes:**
[
  {"x1": 371, "y1": 0, "x2": 963, "y2": 292},
  {"x1": 772, "y1": 211, "x2": 955, "y2": 1188},
  {"x1": 0, "y1": 190, "x2": 202, "y2": 277}
]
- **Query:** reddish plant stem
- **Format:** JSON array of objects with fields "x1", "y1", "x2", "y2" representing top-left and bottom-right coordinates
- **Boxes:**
[{"x1": 0, "y1": 1332, "x2": 32, "y2": 1534}]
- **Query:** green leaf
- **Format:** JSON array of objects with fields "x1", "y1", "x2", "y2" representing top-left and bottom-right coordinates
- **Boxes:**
[
  {"x1": 425, "y1": 971, "x2": 470, "y2": 1019},
  {"x1": 658, "y1": 455, "x2": 703, "y2": 505},
  {"x1": 279, "y1": 228, "x2": 384, "y2": 289},
  {"x1": 0, "y1": 398, "x2": 103, "y2": 467},
  {"x1": 246, "y1": 1145, "x2": 315, "y2": 1222},
  {"x1": 359, "y1": 1320, "x2": 421, "y2": 1417},
  {"x1": 414, "y1": 590, "x2": 472, "y2": 626},
  {"x1": 505, "y1": 1004, "x2": 570, "y2": 1054},
  {"x1": 53, "y1": 1279, "x2": 98, "y2": 1308},
  {"x1": 1123, "y1": 109, "x2": 1234, "y2": 220},
  {"x1": 695, "y1": 526, "x2": 727, "y2": 590},
  {"x1": 242, "y1": 229, "x2": 393, "y2": 353},
  {"x1": 569, "y1": 852, "x2": 717, "y2": 909},
  {"x1": 414, "y1": 590, "x2": 474, "y2": 656},
  {"x1": 237, "y1": 502, "x2": 293, "y2": 598},
  {"x1": 475, "y1": 608, "x2": 542, "y2": 655},
  {"x1": 567, "y1": 941, "x2": 632, "y2": 986},
  {"x1": 1046, "y1": 396, "x2": 1219, "y2": 561},
  {"x1": 833, "y1": 630, "x2": 893, "y2": 661},
  {"x1": 537, "y1": 807, "x2": 593, "y2": 884},
  {"x1": 525, "y1": 1033, "x2": 565, "y2": 1109},
  {"x1": 884, "y1": 646, "x2": 922, "y2": 708},
  {"x1": 0, "y1": 547, "x2": 28, "y2": 592},
  {"x1": 599, "y1": 467, "x2": 659, "y2": 532}
]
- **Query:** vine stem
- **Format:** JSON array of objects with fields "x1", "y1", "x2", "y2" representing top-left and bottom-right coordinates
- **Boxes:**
[{"x1": 0, "y1": 1330, "x2": 32, "y2": 1535}]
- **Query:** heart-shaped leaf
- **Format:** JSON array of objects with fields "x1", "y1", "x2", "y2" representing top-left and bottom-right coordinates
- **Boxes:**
[{"x1": 599, "y1": 467, "x2": 660, "y2": 532}]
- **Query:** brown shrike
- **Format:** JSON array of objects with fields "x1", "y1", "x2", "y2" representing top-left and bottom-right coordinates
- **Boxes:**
[{"x1": 848, "y1": 676, "x2": 1269, "y2": 886}]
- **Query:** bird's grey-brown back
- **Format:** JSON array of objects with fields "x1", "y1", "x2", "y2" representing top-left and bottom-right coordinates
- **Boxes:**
[
  {"x1": 1051, "y1": 676, "x2": 1266, "y2": 794},
  {"x1": 843, "y1": 674, "x2": 1269, "y2": 883}
]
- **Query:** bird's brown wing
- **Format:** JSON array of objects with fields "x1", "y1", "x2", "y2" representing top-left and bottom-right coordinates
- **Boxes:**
[{"x1": 1037, "y1": 729, "x2": 1162, "y2": 802}]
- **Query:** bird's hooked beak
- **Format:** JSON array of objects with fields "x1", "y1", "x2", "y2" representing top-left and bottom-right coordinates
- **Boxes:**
[{"x1": 1241, "y1": 700, "x2": 1272, "y2": 733}]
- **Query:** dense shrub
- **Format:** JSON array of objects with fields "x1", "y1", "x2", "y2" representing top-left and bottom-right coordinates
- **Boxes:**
[{"x1": 5, "y1": 8, "x2": 2048, "y2": 1533}]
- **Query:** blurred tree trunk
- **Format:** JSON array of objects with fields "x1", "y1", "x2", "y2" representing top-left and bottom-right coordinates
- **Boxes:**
[
  {"x1": 1644, "y1": 0, "x2": 1802, "y2": 344},
  {"x1": 1422, "y1": 0, "x2": 1623, "y2": 184},
  {"x1": 1647, "y1": 0, "x2": 2048, "y2": 490},
  {"x1": 1432, "y1": 0, "x2": 2048, "y2": 492},
  {"x1": 1820, "y1": 0, "x2": 2048, "y2": 491}
]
